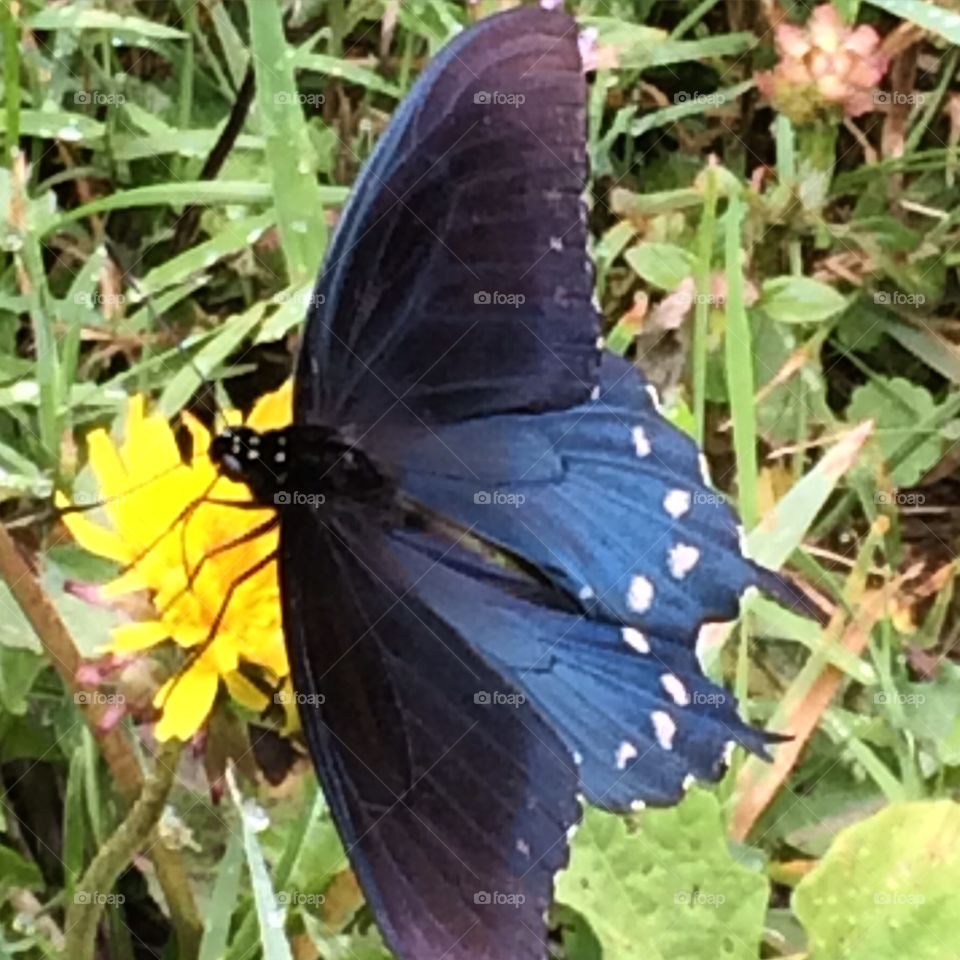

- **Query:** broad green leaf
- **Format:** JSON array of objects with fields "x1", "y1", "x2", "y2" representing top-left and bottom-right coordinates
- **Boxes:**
[
  {"x1": 866, "y1": 0, "x2": 960, "y2": 44},
  {"x1": 760, "y1": 276, "x2": 848, "y2": 324},
  {"x1": 556, "y1": 792, "x2": 769, "y2": 960},
  {"x1": 794, "y1": 801, "x2": 960, "y2": 960},
  {"x1": 846, "y1": 377, "x2": 942, "y2": 486},
  {"x1": 624, "y1": 242, "x2": 694, "y2": 291}
]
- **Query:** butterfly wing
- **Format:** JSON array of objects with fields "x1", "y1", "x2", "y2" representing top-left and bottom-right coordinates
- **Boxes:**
[
  {"x1": 296, "y1": 6, "x2": 599, "y2": 427},
  {"x1": 278, "y1": 506, "x2": 579, "y2": 960},
  {"x1": 374, "y1": 352, "x2": 771, "y2": 633},
  {"x1": 385, "y1": 525, "x2": 774, "y2": 811}
]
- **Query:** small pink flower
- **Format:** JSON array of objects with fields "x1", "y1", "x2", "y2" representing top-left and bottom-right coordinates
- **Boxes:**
[{"x1": 756, "y1": 3, "x2": 889, "y2": 123}]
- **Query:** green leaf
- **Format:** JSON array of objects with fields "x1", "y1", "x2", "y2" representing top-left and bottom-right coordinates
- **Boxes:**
[
  {"x1": 865, "y1": 0, "x2": 960, "y2": 44},
  {"x1": 556, "y1": 792, "x2": 769, "y2": 960},
  {"x1": 0, "y1": 845, "x2": 43, "y2": 897},
  {"x1": 624, "y1": 242, "x2": 694, "y2": 291},
  {"x1": 295, "y1": 52, "x2": 402, "y2": 98},
  {"x1": 26, "y1": 7, "x2": 188, "y2": 40},
  {"x1": 760, "y1": 276, "x2": 848, "y2": 324},
  {"x1": 846, "y1": 378, "x2": 942, "y2": 486},
  {"x1": 247, "y1": 0, "x2": 327, "y2": 283},
  {"x1": 199, "y1": 834, "x2": 245, "y2": 960},
  {"x1": 794, "y1": 801, "x2": 960, "y2": 960},
  {"x1": 226, "y1": 770, "x2": 293, "y2": 960}
]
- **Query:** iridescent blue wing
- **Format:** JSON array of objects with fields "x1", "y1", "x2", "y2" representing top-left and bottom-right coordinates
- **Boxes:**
[
  {"x1": 362, "y1": 353, "x2": 788, "y2": 809},
  {"x1": 296, "y1": 6, "x2": 599, "y2": 427},
  {"x1": 385, "y1": 526, "x2": 775, "y2": 810},
  {"x1": 278, "y1": 506, "x2": 579, "y2": 960},
  {"x1": 374, "y1": 353, "x2": 772, "y2": 633}
]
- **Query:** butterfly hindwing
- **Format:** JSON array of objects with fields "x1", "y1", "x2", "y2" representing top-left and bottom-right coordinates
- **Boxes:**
[
  {"x1": 296, "y1": 7, "x2": 599, "y2": 428},
  {"x1": 278, "y1": 506, "x2": 579, "y2": 960},
  {"x1": 386, "y1": 526, "x2": 773, "y2": 811}
]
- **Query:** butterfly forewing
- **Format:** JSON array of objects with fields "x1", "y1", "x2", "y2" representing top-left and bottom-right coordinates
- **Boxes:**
[{"x1": 296, "y1": 7, "x2": 599, "y2": 427}]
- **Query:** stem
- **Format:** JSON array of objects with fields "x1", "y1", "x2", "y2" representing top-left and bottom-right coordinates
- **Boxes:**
[
  {"x1": 0, "y1": 524, "x2": 203, "y2": 957},
  {"x1": 64, "y1": 740, "x2": 184, "y2": 960}
]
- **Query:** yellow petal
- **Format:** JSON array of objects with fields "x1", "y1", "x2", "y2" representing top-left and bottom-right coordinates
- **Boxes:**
[
  {"x1": 223, "y1": 670, "x2": 270, "y2": 712},
  {"x1": 110, "y1": 620, "x2": 170, "y2": 653},
  {"x1": 181, "y1": 411, "x2": 212, "y2": 459},
  {"x1": 247, "y1": 379, "x2": 293, "y2": 430},
  {"x1": 154, "y1": 660, "x2": 219, "y2": 741},
  {"x1": 87, "y1": 429, "x2": 130, "y2": 502},
  {"x1": 59, "y1": 507, "x2": 129, "y2": 563}
]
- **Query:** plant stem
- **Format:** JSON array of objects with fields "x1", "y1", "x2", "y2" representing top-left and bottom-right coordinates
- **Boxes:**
[{"x1": 64, "y1": 739, "x2": 184, "y2": 960}]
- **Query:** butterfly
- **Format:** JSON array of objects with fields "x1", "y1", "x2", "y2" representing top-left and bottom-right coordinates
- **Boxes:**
[{"x1": 210, "y1": 6, "x2": 798, "y2": 959}]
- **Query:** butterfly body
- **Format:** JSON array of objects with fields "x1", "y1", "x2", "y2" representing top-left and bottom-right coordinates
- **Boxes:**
[{"x1": 211, "y1": 7, "x2": 797, "y2": 960}]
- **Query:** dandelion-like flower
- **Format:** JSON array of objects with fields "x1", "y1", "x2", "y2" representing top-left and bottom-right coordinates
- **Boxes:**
[
  {"x1": 60, "y1": 383, "x2": 292, "y2": 741},
  {"x1": 756, "y1": 4, "x2": 889, "y2": 123}
]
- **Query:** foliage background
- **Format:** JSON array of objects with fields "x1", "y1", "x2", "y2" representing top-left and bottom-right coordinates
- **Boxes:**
[{"x1": 2, "y1": 0, "x2": 960, "y2": 958}]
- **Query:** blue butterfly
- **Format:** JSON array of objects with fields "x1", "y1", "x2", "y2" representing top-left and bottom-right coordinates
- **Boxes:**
[{"x1": 212, "y1": 7, "x2": 797, "y2": 959}]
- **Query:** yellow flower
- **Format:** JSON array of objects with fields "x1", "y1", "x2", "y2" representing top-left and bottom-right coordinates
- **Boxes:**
[{"x1": 60, "y1": 383, "x2": 292, "y2": 741}]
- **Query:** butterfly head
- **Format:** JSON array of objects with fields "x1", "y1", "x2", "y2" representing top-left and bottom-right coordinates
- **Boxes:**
[{"x1": 209, "y1": 426, "x2": 291, "y2": 503}]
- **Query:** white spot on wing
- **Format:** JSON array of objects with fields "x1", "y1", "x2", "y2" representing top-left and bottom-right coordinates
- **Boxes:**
[
  {"x1": 698, "y1": 453, "x2": 712, "y2": 485},
  {"x1": 622, "y1": 627, "x2": 650, "y2": 654},
  {"x1": 651, "y1": 711, "x2": 677, "y2": 750},
  {"x1": 660, "y1": 673, "x2": 691, "y2": 706},
  {"x1": 627, "y1": 575, "x2": 654, "y2": 613},
  {"x1": 549, "y1": 235, "x2": 564, "y2": 252},
  {"x1": 516, "y1": 839, "x2": 531, "y2": 857},
  {"x1": 590, "y1": 384, "x2": 601, "y2": 401},
  {"x1": 631, "y1": 426, "x2": 651, "y2": 457},
  {"x1": 645, "y1": 384, "x2": 663, "y2": 412},
  {"x1": 668, "y1": 543, "x2": 700, "y2": 579},
  {"x1": 663, "y1": 489, "x2": 691, "y2": 519},
  {"x1": 615, "y1": 741, "x2": 638, "y2": 770},
  {"x1": 578, "y1": 585, "x2": 595, "y2": 601},
  {"x1": 630, "y1": 798, "x2": 646, "y2": 812}
]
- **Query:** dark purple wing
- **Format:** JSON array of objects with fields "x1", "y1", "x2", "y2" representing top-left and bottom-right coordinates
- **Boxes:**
[
  {"x1": 296, "y1": 6, "x2": 599, "y2": 428},
  {"x1": 278, "y1": 505, "x2": 579, "y2": 960}
]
